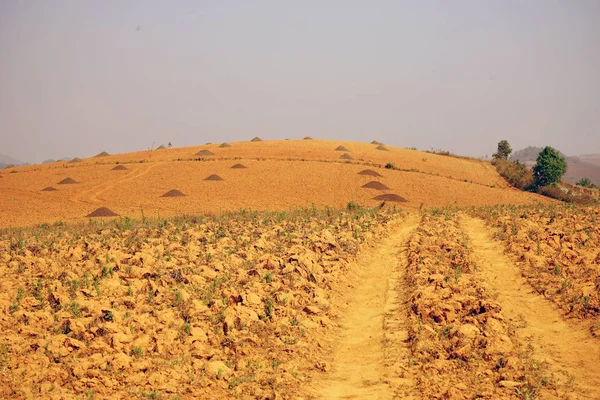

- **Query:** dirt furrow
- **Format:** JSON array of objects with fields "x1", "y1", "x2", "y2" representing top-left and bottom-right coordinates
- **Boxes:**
[
  {"x1": 310, "y1": 215, "x2": 419, "y2": 399},
  {"x1": 462, "y1": 215, "x2": 600, "y2": 399}
]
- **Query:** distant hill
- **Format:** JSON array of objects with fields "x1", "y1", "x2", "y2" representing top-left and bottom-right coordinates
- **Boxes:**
[
  {"x1": 512, "y1": 147, "x2": 600, "y2": 185},
  {"x1": 577, "y1": 154, "x2": 600, "y2": 168},
  {"x1": 0, "y1": 153, "x2": 24, "y2": 169}
]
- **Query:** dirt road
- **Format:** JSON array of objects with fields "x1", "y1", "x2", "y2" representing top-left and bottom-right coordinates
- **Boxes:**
[{"x1": 310, "y1": 215, "x2": 419, "y2": 399}]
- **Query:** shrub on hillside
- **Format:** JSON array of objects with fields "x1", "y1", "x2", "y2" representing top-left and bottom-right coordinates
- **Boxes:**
[
  {"x1": 492, "y1": 159, "x2": 534, "y2": 190},
  {"x1": 539, "y1": 185, "x2": 597, "y2": 205}
]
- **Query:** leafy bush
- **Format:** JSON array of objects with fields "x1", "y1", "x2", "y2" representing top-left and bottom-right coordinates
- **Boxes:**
[
  {"x1": 533, "y1": 146, "x2": 567, "y2": 189},
  {"x1": 492, "y1": 159, "x2": 534, "y2": 190},
  {"x1": 576, "y1": 177, "x2": 595, "y2": 188}
]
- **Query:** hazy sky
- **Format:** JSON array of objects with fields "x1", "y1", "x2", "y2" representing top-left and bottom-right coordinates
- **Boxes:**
[{"x1": 1, "y1": 1, "x2": 599, "y2": 163}]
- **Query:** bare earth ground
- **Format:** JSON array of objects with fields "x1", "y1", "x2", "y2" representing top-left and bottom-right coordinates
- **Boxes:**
[
  {"x1": 305, "y1": 215, "x2": 419, "y2": 400},
  {"x1": 462, "y1": 216, "x2": 600, "y2": 399},
  {"x1": 0, "y1": 140, "x2": 548, "y2": 228}
]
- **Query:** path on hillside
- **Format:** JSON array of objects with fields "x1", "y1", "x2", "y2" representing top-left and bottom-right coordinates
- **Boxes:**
[
  {"x1": 70, "y1": 162, "x2": 162, "y2": 205},
  {"x1": 461, "y1": 215, "x2": 600, "y2": 398},
  {"x1": 311, "y1": 215, "x2": 419, "y2": 400}
]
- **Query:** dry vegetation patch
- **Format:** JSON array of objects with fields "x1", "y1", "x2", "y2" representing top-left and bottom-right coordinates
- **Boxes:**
[{"x1": 0, "y1": 207, "x2": 399, "y2": 398}]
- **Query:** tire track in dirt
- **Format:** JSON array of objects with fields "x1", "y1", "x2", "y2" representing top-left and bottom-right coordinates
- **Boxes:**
[
  {"x1": 70, "y1": 162, "x2": 163, "y2": 205},
  {"x1": 462, "y1": 215, "x2": 600, "y2": 399},
  {"x1": 311, "y1": 215, "x2": 419, "y2": 399}
]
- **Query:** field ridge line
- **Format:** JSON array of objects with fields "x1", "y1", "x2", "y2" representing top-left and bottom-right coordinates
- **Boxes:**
[{"x1": 461, "y1": 214, "x2": 600, "y2": 399}]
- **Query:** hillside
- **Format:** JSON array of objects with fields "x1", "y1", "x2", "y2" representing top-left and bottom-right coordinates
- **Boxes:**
[
  {"x1": 513, "y1": 146, "x2": 600, "y2": 185},
  {"x1": 0, "y1": 139, "x2": 547, "y2": 228}
]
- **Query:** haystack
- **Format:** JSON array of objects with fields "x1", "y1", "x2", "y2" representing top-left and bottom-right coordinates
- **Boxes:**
[
  {"x1": 205, "y1": 174, "x2": 224, "y2": 181},
  {"x1": 58, "y1": 178, "x2": 77, "y2": 184},
  {"x1": 250, "y1": 137, "x2": 262, "y2": 142},
  {"x1": 3, "y1": 164, "x2": 15, "y2": 169},
  {"x1": 335, "y1": 145, "x2": 349, "y2": 152},
  {"x1": 340, "y1": 153, "x2": 354, "y2": 160},
  {"x1": 112, "y1": 165, "x2": 128, "y2": 171},
  {"x1": 94, "y1": 151, "x2": 110, "y2": 157},
  {"x1": 41, "y1": 187, "x2": 57, "y2": 192},
  {"x1": 87, "y1": 207, "x2": 119, "y2": 217},
  {"x1": 231, "y1": 164, "x2": 247, "y2": 169},
  {"x1": 370, "y1": 140, "x2": 380, "y2": 145},
  {"x1": 69, "y1": 157, "x2": 83, "y2": 163},
  {"x1": 358, "y1": 169, "x2": 383, "y2": 178},
  {"x1": 362, "y1": 181, "x2": 390, "y2": 191},
  {"x1": 372, "y1": 193, "x2": 407, "y2": 202},
  {"x1": 219, "y1": 142, "x2": 232, "y2": 148},
  {"x1": 195, "y1": 150, "x2": 215, "y2": 156},
  {"x1": 376, "y1": 144, "x2": 389, "y2": 151},
  {"x1": 303, "y1": 136, "x2": 313, "y2": 140},
  {"x1": 156, "y1": 145, "x2": 166, "y2": 150},
  {"x1": 161, "y1": 189, "x2": 186, "y2": 197}
]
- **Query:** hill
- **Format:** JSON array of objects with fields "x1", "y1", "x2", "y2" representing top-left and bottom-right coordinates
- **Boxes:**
[
  {"x1": 0, "y1": 153, "x2": 24, "y2": 169},
  {"x1": 0, "y1": 139, "x2": 547, "y2": 228},
  {"x1": 513, "y1": 146, "x2": 600, "y2": 185}
]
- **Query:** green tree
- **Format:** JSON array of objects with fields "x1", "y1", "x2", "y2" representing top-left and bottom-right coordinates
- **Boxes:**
[
  {"x1": 492, "y1": 140, "x2": 512, "y2": 160},
  {"x1": 532, "y1": 146, "x2": 567, "y2": 188}
]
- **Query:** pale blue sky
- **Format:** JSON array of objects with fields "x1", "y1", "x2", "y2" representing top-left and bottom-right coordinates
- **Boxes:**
[{"x1": 1, "y1": 1, "x2": 599, "y2": 162}]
